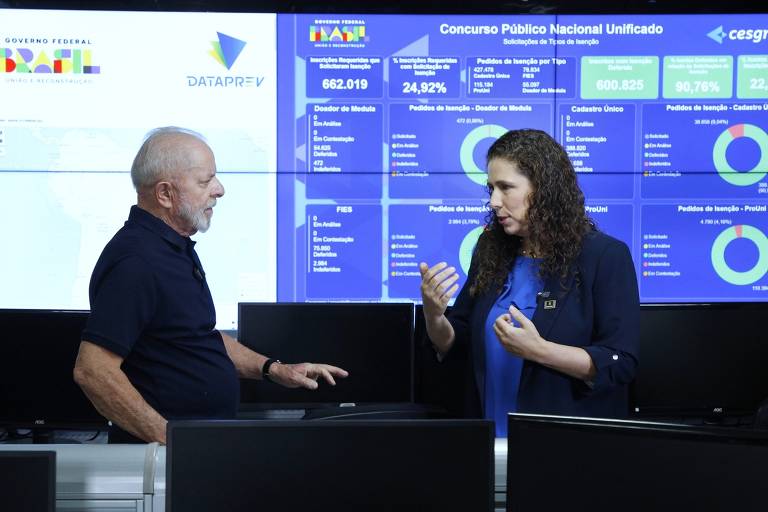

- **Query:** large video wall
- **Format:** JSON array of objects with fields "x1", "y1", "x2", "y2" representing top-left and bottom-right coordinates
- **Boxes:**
[
  {"x1": 277, "y1": 13, "x2": 768, "y2": 304},
  {"x1": 2, "y1": 10, "x2": 767, "y2": 327}
]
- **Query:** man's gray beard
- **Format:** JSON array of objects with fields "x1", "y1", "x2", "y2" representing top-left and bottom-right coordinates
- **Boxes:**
[{"x1": 178, "y1": 200, "x2": 211, "y2": 233}]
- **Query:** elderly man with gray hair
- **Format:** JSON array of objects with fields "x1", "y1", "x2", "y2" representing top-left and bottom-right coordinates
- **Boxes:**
[{"x1": 74, "y1": 127, "x2": 347, "y2": 444}]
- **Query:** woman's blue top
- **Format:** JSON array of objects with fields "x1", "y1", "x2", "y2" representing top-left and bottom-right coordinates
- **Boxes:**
[{"x1": 483, "y1": 256, "x2": 543, "y2": 437}]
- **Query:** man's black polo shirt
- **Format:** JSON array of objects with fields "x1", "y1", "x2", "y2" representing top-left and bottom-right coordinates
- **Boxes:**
[{"x1": 82, "y1": 206, "x2": 239, "y2": 440}]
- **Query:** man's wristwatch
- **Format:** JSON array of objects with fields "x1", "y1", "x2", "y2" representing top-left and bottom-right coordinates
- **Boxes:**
[{"x1": 262, "y1": 358, "x2": 281, "y2": 383}]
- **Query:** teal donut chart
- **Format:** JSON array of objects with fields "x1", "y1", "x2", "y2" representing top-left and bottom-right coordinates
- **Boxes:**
[
  {"x1": 712, "y1": 124, "x2": 768, "y2": 186},
  {"x1": 459, "y1": 225, "x2": 484, "y2": 276},
  {"x1": 710, "y1": 224, "x2": 768, "y2": 285},
  {"x1": 459, "y1": 124, "x2": 508, "y2": 185}
]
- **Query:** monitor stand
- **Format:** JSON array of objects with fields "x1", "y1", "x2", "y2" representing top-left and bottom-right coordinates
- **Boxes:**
[
  {"x1": 32, "y1": 429, "x2": 85, "y2": 444},
  {"x1": 302, "y1": 402, "x2": 448, "y2": 420}
]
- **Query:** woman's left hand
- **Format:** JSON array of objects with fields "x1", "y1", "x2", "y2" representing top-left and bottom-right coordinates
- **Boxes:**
[{"x1": 493, "y1": 304, "x2": 546, "y2": 360}]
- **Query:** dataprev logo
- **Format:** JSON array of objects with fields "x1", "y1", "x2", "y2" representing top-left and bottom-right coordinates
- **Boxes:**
[
  {"x1": 187, "y1": 31, "x2": 264, "y2": 88},
  {"x1": 209, "y1": 31, "x2": 246, "y2": 70}
]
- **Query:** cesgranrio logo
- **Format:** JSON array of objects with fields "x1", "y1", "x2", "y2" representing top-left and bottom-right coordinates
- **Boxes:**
[{"x1": 707, "y1": 25, "x2": 768, "y2": 44}]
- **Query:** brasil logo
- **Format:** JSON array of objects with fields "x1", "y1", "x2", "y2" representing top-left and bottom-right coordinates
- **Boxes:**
[
  {"x1": 2, "y1": 48, "x2": 99, "y2": 74},
  {"x1": 309, "y1": 25, "x2": 368, "y2": 43},
  {"x1": 209, "y1": 32, "x2": 246, "y2": 70}
]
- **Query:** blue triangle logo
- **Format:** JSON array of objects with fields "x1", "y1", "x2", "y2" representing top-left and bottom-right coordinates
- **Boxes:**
[
  {"x1": 217, "y1": 32, "x2": 247, "y2": 70},
  {"x1": 707, "y1": 25, "x2": 725, "y2": 44}
]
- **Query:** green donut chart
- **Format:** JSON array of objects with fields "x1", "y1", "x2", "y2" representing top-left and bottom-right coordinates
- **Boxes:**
[
  {"x1": 458, "y1": 226, "x2": 484, "y2": 276},
  {"x1": 710, "y1": 224, "x2": 768, "y2": 286},
  {"x1": 459, "y1": 124, "x2": 507, "y2": 185},
  {"x1": 712, "y1": 124, "x2": 768, "y2": 186}
]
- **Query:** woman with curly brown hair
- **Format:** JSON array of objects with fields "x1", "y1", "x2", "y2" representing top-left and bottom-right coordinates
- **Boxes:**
[{"x1": 419, "y1": 129, "x2": 639, "y2": 436}]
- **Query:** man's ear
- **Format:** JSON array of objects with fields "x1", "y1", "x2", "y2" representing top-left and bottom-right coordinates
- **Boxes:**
[{"x1": 155, "y1": 181, "x2": 174, "y2": 209}]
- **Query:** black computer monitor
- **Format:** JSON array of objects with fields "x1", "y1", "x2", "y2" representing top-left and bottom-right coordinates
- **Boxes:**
[
  {"x1": 507, "y1": 413, "x2": 768, "y2": 512},
  {"x1": 0, "y1": 310, "x2": 107, "y2": 436},
  {"x1": 632, "y1": 303, "x2": 768, "y2": 419},
  {"x1": 238, "y1": 302, "x2": 414, "y2": 407},
  {"x1": 167, "y1": 419, "x2": 493, "y2": 512},
  {"x1": 0, "y1": 451, "x2": 56, "y2": 512}
]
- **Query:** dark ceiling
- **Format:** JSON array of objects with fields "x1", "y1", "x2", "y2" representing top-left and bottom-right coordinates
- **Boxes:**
[{"x1": 1, "y1": 0, "x2": 765, "y2": 14}]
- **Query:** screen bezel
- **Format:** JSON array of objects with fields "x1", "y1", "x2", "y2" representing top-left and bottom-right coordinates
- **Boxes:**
[
  {"x1": 0, "y1": 309, "x2": 107, "y2": 431},
  {"x1": 630, "y1": 302, "x2": 768, "y2": 419},
  {"x1": 0, "y1": 450, "x2": 56, "y2": 512},
  {"x1": 507, "y1": 413, "x2": 768, "y2": 512},
  {"x1": 167, "y1": 419, "x2": 494, "y2": 512},
  {"x1": 237, "y1": 302, "x2": 415, "y2": 408}
]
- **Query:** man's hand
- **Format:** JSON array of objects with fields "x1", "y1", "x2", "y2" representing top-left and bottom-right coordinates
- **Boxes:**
[{"x1": 268, "y1": 362, "x2": 349, "y2": 390}]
